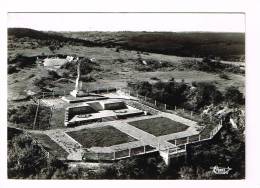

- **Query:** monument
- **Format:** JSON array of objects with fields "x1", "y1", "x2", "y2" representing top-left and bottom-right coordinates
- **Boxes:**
[
  {"x1": 62, "y1": 57, "x2": 108, "y2": 103},
  {"x1": 70, "y1": 60, "x2": 89, "y2": 97}
]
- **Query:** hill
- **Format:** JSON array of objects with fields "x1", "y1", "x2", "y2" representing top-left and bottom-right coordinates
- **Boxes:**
[
  {"x1": 8, "y1": 28, "x2": 101, "y2": 47},
  {"x1": 8, "y1": 28, "x2": 245, "y2": 61},
  {"x1": 62, "y1": 31, "x2": 245, "y2": 61}
]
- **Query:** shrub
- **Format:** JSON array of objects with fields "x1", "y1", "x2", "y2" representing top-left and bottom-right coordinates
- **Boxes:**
[
  {"x1": 150, "y1": 77, "x2": 160, "y2": 81},
  {"x1": 225, "y1": 86, "x2": 244, "y2": 105},
  {"x1": 8, "y1": 104, "x2": 51, "y2": 129},
  {"x1": 219, "y1": 73, "x2": 230, "y2": 80},
  {"x1": 60, "y1": 57, "x2": 100, "y2": 76},
  {"x1": 48, "y1": 70, "x2": 61, "y2": 79},
  {"x1": 80, "y1": 75, "x2": 95, "y2": 82},
  {"x1": 8, "y1": 65, "x2": 18, "y2": 74}
]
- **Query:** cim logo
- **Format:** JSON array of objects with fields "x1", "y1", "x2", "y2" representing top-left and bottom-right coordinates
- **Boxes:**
[{"x1": 211, "y1": 166, "x2": 232, "y2": 175}]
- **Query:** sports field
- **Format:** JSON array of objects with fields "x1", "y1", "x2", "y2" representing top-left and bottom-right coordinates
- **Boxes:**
[
  {"x1": 66, "y1": 125, "x2": 137, "y2": 148},
  {"x1": 128, "y1": 117, "x2": 189, "y2": 136}
]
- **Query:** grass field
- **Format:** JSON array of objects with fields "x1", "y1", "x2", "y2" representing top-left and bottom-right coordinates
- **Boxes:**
[
  {"x1": 128, "y1": 117, "x2": 189, "y2": 136},
  {"x1": 66, "y1": 126, "x2": 137, "y2": 148},
  {"x1": 7, "y1": 43, "x2": 245, "y2": 103}
]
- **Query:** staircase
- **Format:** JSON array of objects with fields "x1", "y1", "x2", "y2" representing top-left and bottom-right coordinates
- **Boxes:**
[
  {"x1": 46, "y1": 130, "x2": 84, "y2": 161},
  {"x1": 102, "y1": 116, "x2": 118, "y2": 122}
]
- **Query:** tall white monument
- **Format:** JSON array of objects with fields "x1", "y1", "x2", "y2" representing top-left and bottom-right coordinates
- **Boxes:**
[{"x1": 70, "y1": 61, "x2": 88, "y2": 97}]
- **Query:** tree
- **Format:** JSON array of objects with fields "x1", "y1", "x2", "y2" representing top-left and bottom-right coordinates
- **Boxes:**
[
  {"x1": 48, "y1": 45, "x2": 56, "y2": 53},
  {"x1": 193, "y1": 82, "x2": 223, "y2": 109},
  {"x1": 178, "y1": 166, "x2": 195, "y2": 179},
  {"x1": 225, "y1": 86, "x2": 244, "y2": 106},
  {"x1": 8, "y1": 134, "x2": 47, "y2": 178},
  {"x1": 8, "y1": 104, "x2": 52, "y2": 130}
]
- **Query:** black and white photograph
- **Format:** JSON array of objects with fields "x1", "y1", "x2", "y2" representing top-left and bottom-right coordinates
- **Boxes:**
[
  {"x1": 2, "y1": 0, "x2": 260, "y2": 185},
  {"x1": 6, "y1": 12, "x2": 246, "y2": 180}
]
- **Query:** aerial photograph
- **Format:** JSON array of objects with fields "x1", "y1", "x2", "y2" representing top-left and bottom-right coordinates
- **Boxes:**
[{"x1": 7, "y1": 13, "x2": 245, "y2": 179}]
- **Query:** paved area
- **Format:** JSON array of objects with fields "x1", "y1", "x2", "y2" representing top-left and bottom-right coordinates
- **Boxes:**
[
  {"x1": 45, "y1": 130, "x2": 84, "y2": 161},
  {"x1": 28, "y1": 108, "x2": 201, "y2": 160}
]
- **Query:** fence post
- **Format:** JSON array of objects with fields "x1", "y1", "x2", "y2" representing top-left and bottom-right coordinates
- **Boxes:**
[
  {"x1": 191, "y1": 111, "x2": 193, "y2": 117},
  {"x1": 174, "y1": 139, "x2": 177, "y2": 145},
  {"x1": 164, "y1": 104, "x2": 167, "y2": 110},
  {"x1": 128, "y1": 149, "x2": 131, "y2": 157},
  {"x1": 155, "y1": 100, "x2": 157, "y2": 106},
  {"x1": 113, "y1": 151, "x2": 116, "y2": 160},
  {"x1": 33, "y1": 99, "x2": 40, "y2": 130},
  {"x1": 42, "y1": 92, "x2": 45, "y2": 99},
  {"x1": 144, "y1": 145, "x2": 146, "y2": 153},
  {"x1": 145, "y1": 96, "x2": 147, "y2": 101},
  {"x1": 199, "y1": 134, "x2": 201, "y2": 141},
  {"x1": 175, "y1": 106, "x2": 177, "y2": 110},
  {"x1": 183, "y1": 108, "x2": 185, "y2": 112}
]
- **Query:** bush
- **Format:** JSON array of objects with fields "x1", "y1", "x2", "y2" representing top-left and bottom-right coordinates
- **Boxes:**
[
  {"x1": 60, "y1": 57, "x2": 100, "y2": 76},
  {"x1": 150, "y1": 77, "x2": 160, "y2": 81},
  {"x1": 48, "y1": 70, "x2": 61, "y2": 79},
  {"x1": 191, "y1": 82, "x2": 223, "y2": 109},
  {"x1": 33, "y1": 77, "x2": 51, "y2": 88},
  {"x1": 80, "y1": 75, "x2": 95, "y2": 82},
  {"x1": 8, "y1": 65, "x2": 18, "y2": 74},
  {"x1": 225, "y1": 86, "x2": 244, "y2": 106},
  {"x1": 8, "y1": 104, "x2": 52, "y2": 129},
  {"x1": 219, "y1": 73, "x2": 230, "y2": 80}
]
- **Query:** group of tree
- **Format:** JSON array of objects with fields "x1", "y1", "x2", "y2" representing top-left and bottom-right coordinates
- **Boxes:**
[
  {"x1": 60, "y1": 57, "x2": 101, "y2": 78},
  {"x1": 8, "y1": 104, "x2": 51, "y2": 130},
  {"x1": 180, "y1": 57, "x2": 244, "y2": 74},
  {"x1": 128, "y1": 79, "x2": 244, "y2": 111}
]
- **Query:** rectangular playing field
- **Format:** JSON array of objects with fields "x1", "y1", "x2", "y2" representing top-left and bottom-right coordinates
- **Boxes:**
[
  {"x1": 128, "y1": 117, "x2": 189, "y2": 136},
  {"x1": 66, "y1": 125, "x2": 137, "y2": 148}
]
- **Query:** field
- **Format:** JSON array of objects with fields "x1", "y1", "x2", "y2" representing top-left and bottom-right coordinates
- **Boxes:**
[
  {"x1": 66, "y1": 126, "x2": 137, "y2": 148},
  {"x1": 128, "y1": 117, "x2": 189, "y2": 136},
  {"x1": 7, "y1": 44, "x2": 245, "y2": 102}
]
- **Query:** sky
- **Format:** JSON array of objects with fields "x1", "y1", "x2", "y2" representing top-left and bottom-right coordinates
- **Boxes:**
[{"x1": 8, "y1": 13, "x2": 245, "y2": 32}]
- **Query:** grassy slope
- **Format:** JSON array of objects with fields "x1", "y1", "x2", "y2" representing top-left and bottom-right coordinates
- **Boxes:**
[
  {"x1": 61, "y1": 31, "x2": 245, "y2": 60},
  {"x1": 7, "y1": 44, "x2": 245, "y2": 103}
]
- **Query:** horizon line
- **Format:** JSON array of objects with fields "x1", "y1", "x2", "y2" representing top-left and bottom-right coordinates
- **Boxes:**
[{"x1": 7, "y1": 27, "x2": 245, "y2": 33}]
